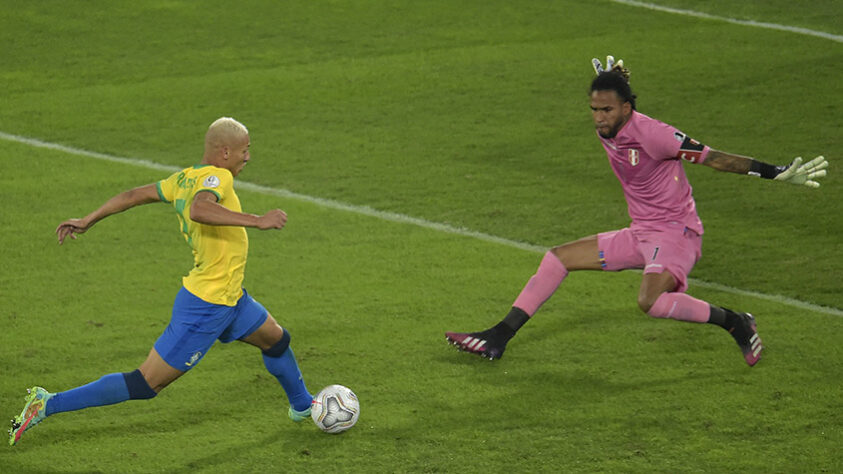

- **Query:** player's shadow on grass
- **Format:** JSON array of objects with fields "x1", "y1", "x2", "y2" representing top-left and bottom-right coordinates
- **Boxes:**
[
  {"x1": 174, "y1": 424, "x2": 334, "y2": 472},
  {"x1": 34, "y1": 403, "x2": 210, "y2": 442}
]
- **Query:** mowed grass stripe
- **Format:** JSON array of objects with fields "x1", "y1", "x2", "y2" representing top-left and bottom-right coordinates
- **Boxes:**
[{"x1": 3, "y1": 129, "x2": 841, "y2": 318}]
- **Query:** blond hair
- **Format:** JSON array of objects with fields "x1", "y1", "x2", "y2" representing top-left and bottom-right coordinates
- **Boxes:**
[{"x1": 205, "y1": 117, "x2": 249, "y2": 150}]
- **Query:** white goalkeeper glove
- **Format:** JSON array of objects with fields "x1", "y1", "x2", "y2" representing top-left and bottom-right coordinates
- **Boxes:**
[
  {"x1": 592, "y1": 55, "x2": 630, "y2": 81},
  {"x1": 592, "y1": 55, "x2": 620, "y2": 74},
  {"x1": 773, "y1": 155, "x2": 829, "y2": 188}
]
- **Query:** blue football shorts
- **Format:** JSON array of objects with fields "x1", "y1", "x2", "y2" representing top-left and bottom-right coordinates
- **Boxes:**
[{"x1": 153, "y1": 287, "x2": 268, "y2": 371}]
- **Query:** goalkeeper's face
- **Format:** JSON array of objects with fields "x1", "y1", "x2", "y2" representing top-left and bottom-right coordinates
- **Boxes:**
[{"x1": 590, "y1": 90, "x2": 632, "y2": 139}]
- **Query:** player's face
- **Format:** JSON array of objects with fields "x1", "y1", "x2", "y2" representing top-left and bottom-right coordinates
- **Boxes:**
[
  {"x1": 590, "y1": 90, "x2": 631, "y2": 139},
  {"x1": 227, "y1": 134, "x2": 251, "y2": 176}
]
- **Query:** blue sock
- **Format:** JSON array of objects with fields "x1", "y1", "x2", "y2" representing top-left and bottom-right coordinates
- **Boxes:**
[
  {"x1": 262, "y1": 348, "x2": 312, "y2": 412},
  {"x1": 45, "y1": 373, "x2": 130, "y2": 416}
]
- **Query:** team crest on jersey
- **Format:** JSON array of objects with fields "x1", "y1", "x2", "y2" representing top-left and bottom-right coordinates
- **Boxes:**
[
  {"x1": 203, "y1": 175, "x2": 220, "y2": 188},
  {"x1": 628, "y1": 149, "x2": 640, "y2": 166}
]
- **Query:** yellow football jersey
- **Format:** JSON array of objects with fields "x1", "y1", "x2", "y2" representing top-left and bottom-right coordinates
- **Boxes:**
[{"x1": 156, "y1": 165, "x2": 247, "y2": 306}]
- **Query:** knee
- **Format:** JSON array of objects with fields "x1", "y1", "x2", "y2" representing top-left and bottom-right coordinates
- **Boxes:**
[
  {"x1": 549, "y1": 246, "x2": 568, "y2": 266},
  {"x1": 123, "y1": 369, "x2": 158, "y2": 399},
  {"x1": 638, "y1": 292, "x2": 662, "y2": 315},
  {"x1": 262, "y1": 328, "x2": 291, "y2": 358}
]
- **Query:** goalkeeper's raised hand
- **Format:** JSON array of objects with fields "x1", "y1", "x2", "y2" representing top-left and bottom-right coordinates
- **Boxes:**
[
  {"x1": 773, "y1": 156, "x2": 829, "y2": 188},
  {"x1": 591, "y1": 55, "x2": 630, "y2": 81}
]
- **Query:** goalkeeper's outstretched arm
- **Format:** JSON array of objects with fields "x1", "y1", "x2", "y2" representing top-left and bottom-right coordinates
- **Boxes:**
[
  {"x1": 587, "y1": 55, "x2": 829, "y2": 189},
  {"x1": 703, "y1": 150, "x2": 828, "y2": 188}
]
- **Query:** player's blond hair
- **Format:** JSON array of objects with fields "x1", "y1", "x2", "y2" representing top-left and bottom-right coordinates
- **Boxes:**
[{"x1": 205, "y1": 117, "x2": 249, "y2": 150}]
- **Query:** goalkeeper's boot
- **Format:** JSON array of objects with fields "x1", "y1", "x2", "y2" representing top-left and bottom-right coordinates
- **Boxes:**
[
  {"x1": 9, "y1": 386, "x2": 53, "y2": 446},
  {"x1": 445, "y1": 327, "x2": 510, "y2": 360},
  {"x1": 288, "y1": 403, "x2": 312, "y2": 422},
  {"x1": 727, "y1": 312, "x2": 764, "y2": 366}
]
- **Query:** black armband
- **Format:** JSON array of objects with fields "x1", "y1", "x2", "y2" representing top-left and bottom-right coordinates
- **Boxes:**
[{"x1": 748, "y1": 160, "x2": 787, "y2": 179}]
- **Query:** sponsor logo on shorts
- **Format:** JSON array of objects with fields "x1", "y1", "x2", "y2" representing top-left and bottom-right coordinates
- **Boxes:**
[{"x1": 185, "y1": 351, "x2": 202, "y2": 367}]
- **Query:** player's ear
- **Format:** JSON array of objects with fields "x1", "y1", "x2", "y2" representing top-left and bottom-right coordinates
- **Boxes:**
[{"x1": 622, "y1": 101, "x2": 632, "y2": 116}]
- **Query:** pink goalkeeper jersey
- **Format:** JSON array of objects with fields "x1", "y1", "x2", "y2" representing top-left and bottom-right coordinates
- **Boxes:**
[{"x1": 597, "y1": 110, "x2": 710, "y2": 234}]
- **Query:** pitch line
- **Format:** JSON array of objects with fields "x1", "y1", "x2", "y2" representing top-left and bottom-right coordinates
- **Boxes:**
[
  {"x1": 2, "y1": 130, "x2": 841, "y2": 317},
  {"x1": 610, "y1": 0, "x2": 843, "y2": 43}
]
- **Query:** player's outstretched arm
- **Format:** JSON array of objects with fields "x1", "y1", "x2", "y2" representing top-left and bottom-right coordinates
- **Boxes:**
[
  {"x1": 703, "y1": 150, "x2": 828, "y2": 188},
  {"x1": 56, "y1": 184, "x2": 161, "y2": 244},
  {"x1": 190, "y1": 191, "x2": 287, "y2": 230}
]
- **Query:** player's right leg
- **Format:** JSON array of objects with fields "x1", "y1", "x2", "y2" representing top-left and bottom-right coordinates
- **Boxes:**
[
  {"x1": 236, "y1": 309, "x2": 313, "y2": 422},
  {"x1": 446, "y1": 235, "x2": 603, "y2": 360}
]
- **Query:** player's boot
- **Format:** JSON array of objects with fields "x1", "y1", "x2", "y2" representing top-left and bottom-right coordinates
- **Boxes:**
[
  {"x1": 445, "y1": 327, "x2": 509, "y2": 360},
  {"x1": 728, "y1": 312, "x2": 764, "y2": 366},
  {"x1": 9, "y1": 386, "x2": 53, "y2": 446},
  {"x1": 288, "y1": 403, "x2": 312, "y2": 422}
]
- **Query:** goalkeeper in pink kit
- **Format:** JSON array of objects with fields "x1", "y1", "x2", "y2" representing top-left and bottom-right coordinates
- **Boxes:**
[{"x1": 446, "y1": 57, "x2": 828, "y2": 366}]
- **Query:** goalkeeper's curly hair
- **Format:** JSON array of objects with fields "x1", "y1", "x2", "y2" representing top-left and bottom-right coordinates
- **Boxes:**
[{"x1": 590, "y1": 66, "x2": 636, "y2": 110}]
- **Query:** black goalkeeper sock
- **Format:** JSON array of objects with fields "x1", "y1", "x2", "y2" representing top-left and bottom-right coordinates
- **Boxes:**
[
  {"x1": 493, "y1": 307, "x2": 530, "y2": 338},
  {"x1": 708, "y1": 305, "x2": 741, "y2": 330}
]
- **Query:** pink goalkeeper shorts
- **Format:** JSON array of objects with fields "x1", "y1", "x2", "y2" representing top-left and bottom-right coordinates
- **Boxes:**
[{"x1": 597, "y1": 223, "x2": 702, "y2": 293}]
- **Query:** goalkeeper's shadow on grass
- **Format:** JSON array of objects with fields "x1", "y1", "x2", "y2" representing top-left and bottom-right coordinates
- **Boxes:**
[{"x1": 516, "y1": 369, "x2": 718, "y2": 396}]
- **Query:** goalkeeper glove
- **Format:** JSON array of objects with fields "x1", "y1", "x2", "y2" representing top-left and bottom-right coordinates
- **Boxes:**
[
  {"x1": 591, "y1": 55, "x2": 630, "y2": 81},
  {"x1": 773, "y1": 155, "x2": 828, "y2": 188}
]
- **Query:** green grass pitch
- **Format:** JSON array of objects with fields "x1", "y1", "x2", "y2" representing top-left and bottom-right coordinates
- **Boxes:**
[{"x1": 1, "y1": 1, "x2": 841, "y2": 472}]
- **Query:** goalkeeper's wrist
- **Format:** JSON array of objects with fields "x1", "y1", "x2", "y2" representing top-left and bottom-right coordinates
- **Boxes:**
[{"x1": 748, "y1": 160, "x2": 787, "y2": 179}]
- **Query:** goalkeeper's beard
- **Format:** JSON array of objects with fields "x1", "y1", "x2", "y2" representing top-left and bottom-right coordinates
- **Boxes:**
[
  {"x1": 596, "y1": 116, "x2": 628, "y2": 139},
  {"x1": 597, "y1": 124, "x2": 619, "y2": 139}
]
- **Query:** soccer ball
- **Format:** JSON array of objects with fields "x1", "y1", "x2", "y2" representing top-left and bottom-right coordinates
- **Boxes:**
[{"x1": 311, "y1": 384, "x2": 360, "y2": 434}]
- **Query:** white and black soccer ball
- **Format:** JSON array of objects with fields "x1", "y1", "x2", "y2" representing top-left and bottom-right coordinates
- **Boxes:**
[{"x1": 311, "y1": 384, "x2": 360, "y2": 434}]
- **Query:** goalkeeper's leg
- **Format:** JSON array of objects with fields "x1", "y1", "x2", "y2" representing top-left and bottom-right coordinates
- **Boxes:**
[
  {"x1": 637, "y1": 227, "x2": 762, "y2": 365},
  {"x1": 446, "y1": 236, "x2": 601, "y2": 360},
  {"x1": 642, "y1": 274, "x2": 764, "y2": 366}
]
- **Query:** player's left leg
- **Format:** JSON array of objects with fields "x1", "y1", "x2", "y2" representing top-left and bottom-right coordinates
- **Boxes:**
[
  {"x1": 9, "y1": 387, "x2": 51, "y2": 446},
  {"x1": 8, "y1": 351, "x2": 169, "y2": 446},
  {"x1": 640, "y1": 273, "x2": 763, "y2": 366},
  {"x1": 229, "y1": 291, "x2": 312, "y2": 421},
  {"x1": 638, "y1": 271, "x2": 709, "y2": 322},
  {"x1": 637, "y1": 229, "x2": 763, "y2": 366}
]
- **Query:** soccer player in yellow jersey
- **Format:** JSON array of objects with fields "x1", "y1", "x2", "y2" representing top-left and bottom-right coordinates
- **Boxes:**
[{"x1": 10, "y1": 117, "x2": 314, "y2": 446}]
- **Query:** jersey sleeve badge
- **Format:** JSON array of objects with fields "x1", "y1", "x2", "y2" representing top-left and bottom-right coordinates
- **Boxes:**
[{"x1": 203, "y1": 175, "x2": 221, "y2": 188}]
